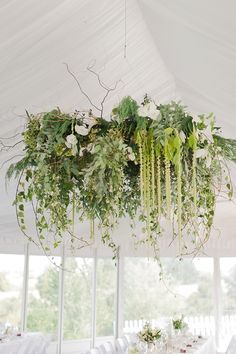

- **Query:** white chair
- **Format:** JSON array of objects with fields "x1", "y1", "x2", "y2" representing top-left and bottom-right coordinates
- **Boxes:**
[
  {"x1": 124, "y1": 333, "x2": 137, "y2": 346},
  {"x1": 116, "y1": 337, "x2": 128, "y2": 354},
  {"x1": 121, "y1": 336, "x2": 129, "y2": 347},
  {"x1": 100, "y1": 341, "x2": 116, "y2": 354},
  {"x1": 99, "y1": 344, "x2": 107, "y2": 354},
  {"x1": 226, "y1": 335, "x2": 236, "y2": 354}
]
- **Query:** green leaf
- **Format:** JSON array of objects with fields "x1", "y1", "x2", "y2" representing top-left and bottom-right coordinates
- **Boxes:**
[
  {"x1": 173, "y1": 135, "x2": 182, "y2": 149},
  {"x1": 164, "y1": 127, "x2": 173, "y2": 135},
  {"x1": 18, "y1": 204, "x2": 24, "y2": 211},
  {"x1": 188, "y1": 133, "x2": 197, "y2": 149}
]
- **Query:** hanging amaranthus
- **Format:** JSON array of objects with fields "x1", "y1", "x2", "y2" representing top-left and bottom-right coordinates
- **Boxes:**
[
  {"x1": 192, "y1": 151, "x2": 197, "y2": 215},
  {"x1": 174, "y1": 131, "x2": 182, "y2": 249},
  {"x1": 145, "y1": 137, "x2": 151, "y2": 237},
  {"x1": 150, "y1": 134, "x2": 156, "y2": 210},
  {"x1": 189, "y1": 128, "x2": 198, "y2": 218},
  {"x1": 164, "y1": 130, "x2": 172, "y2": 219},
  {"x1": 137, "y1": 131, "x2": 156, "y2": 238},
  {"x1": 142, "y1": 136, "x2": 147, "y2": 212},
  {"x1": 155, "y1": 153, "x2": 161, "y2": 216},
  {"x1": 136, "y1": 132, "x2": 144, "y2": 209},
  {"x1": 72, "y1": 190, "x2": 75, "y2": 238}
]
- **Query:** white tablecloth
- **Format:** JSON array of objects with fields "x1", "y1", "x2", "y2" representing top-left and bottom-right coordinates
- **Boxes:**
[
  {"x1": 0, "y1": 332, "x2": 50, "y2": 354},
  {"x1": 172, "y1": 336, "x2": 216, "y2": 354},
  {"x1": 128, "y1": 336, "x2": 216, "y2": 354}
]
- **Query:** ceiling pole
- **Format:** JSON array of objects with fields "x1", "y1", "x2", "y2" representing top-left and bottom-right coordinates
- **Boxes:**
[
  {"x1": 124, "y1": 0, "x2": 127, "y2": 58},
  {"x1": 213, "y1": 256, "x2": 222, "y2": 350},
  {"x1": 115, "y1": 247, "x2": 124, "y2": 339},
  {"x1": 57, "y1": 244, "x2": 65, "y2": 354},
  {"x1": 91, "y1": 248, "x2": 97, "y2": 348}
]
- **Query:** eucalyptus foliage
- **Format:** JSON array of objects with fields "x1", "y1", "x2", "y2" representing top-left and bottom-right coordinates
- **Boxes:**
[{"x1": 7, "y1": 96, "x2": 236, "y2": 256}]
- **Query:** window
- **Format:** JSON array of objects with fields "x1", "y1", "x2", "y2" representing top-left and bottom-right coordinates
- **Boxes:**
[
  {"x1": 27, "y1": 256, "x2": 60, "y2": 339},
  {"x1": 123, "y1": 257, "x2": 214, "y2": 336},
  {"x1": 220, "y1": 258, "x2": 236, "y2": 351},
  {"x1": 0, "y1": 251, "x2": 231, "y2": 352},
  {"x1": 0, "y1": 254, "x2": 24, "y2": 328},
  {"x1": 96, "y1": 258, "x2": 116, "y2": 338},
  {"x1": 63, "y1": 258, "x2": 93, "y2": 340}
]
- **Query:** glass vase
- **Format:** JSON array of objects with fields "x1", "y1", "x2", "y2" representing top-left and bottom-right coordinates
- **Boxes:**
[{"x1": 145, "y1": 342, "x2": 155, "y2": 353}]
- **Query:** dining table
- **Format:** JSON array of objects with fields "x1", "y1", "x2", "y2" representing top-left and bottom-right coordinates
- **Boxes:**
[
  {"x1": 169, "y1": 335, "x2": 216, "y2": 354},
  {"x1": 127, "y1": 335, "x2": 216, "y2": 354},
  {"x1": 0, "y1": 332, "x2": 50, "y2": 354}
]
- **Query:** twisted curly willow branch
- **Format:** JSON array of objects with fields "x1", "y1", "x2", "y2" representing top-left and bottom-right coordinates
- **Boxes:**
[{"x1": 64, "y1": 62, "x2": 121, "y2": 118}]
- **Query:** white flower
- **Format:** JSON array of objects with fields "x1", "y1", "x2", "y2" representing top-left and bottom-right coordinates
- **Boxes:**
[
  {"x1": 65, "y1": 133, "x2": 77, "y2": 147},
  {"x1": 128, "y1": 153, "x2": 135, "y2": 161},
  {"x1": 179, "y1": 131, "x2": 186, "y2": 143},
  {"x1": 138, "y1": 101, "x2": 160, "y2": 120},
  {"x1": 127, "y1": 147, "x2": 136, "y2": 161},
  {"x1": 201, "y1": 125, "x2": 214, "y2": 143},
  {"x1": 138, "y1": 105, "x2": 148, "y2": 117},
  {"x1": 75, "y1": 124, "x2": 90, "y2": 136},
  {"x1": 79, "y1": 147, "x2": 86, "y2": 157},
  {"x1": 195, "y1": 148, "x2": 208, "y2": 159},
  {"x1": 83, "y1": 116, "x2": 97, "y2": 128},
  {"x1": 75, "y1": 116, "x2": 97, "y2": 136},
  {"x1": 65, "y1": 133, "x2": 78, "y2": 156}
]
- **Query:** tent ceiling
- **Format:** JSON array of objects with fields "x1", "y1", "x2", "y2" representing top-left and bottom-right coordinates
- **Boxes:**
[
  {"x1": 0, "y1": 0, "x2": 236, "y2": 252},
  {"x1": 139, "y1": 0, "x2": 236, "y2": 138}
]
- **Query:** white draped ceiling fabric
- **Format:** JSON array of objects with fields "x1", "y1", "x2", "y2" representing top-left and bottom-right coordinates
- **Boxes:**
[{"x1": 0, "y1": 0, "x2": 236, "y2": 256}]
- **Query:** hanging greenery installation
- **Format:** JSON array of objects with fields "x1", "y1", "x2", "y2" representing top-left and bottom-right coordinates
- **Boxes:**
[{"x1": 6, "y1": 95, "x2": 236, "y2": 257}]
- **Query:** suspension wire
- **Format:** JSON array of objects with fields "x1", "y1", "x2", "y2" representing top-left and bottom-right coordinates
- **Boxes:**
[{"x1": 124, "y1": 0, "x2": 127, "y2": 58}]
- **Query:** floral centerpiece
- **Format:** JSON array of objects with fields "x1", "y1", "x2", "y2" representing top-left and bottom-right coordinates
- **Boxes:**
[
  {"x1": 4, "y1": 93, "x2": 236, "y2": 258},
  {"x1": 172, "y1": 315, "x2": 188, "y2": 332},
  {"x1": 137, "y1": 322, "x2": 162, "y2": 343}
]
